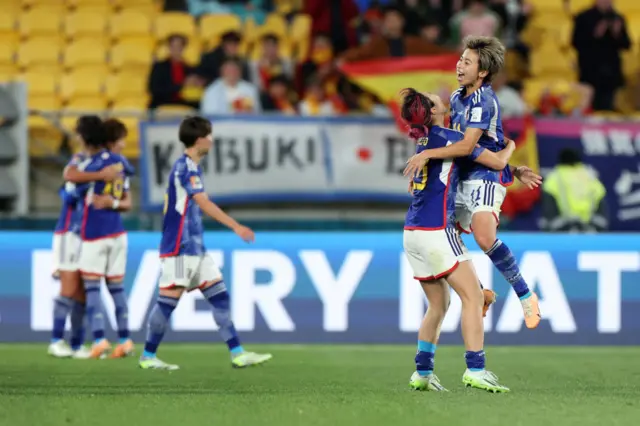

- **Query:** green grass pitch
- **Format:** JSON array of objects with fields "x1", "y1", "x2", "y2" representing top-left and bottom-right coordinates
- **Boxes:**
[{"x1": 2, "y1": 344, "x2": 640, "y2": 426}]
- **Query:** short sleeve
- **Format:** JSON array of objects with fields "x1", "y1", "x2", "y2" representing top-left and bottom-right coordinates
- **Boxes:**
[
  {"x1": 178, "y1": 161, "x2": 205, "y2": 198},
  {"x1": 467, "y1": 94, "x2": 493, "y2": 130}
]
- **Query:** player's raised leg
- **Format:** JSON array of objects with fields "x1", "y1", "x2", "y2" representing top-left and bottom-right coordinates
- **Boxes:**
[
  {"x1": 445, "y1": 260, "x2": 509, "y2": 393},
  {"x1": 471, "y1": 211, "x2": 540, "y2": 328}
]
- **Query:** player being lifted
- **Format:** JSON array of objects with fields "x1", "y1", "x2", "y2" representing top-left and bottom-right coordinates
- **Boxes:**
[
  {"x1": 48, "y1": 129, "x2": 119, "y2": 359},
  {"x1": 75, "y1": 116, "x2": 133, "y2": 359},
  {"x1": 139, "y1": 116, "x2": 272, "y2": 370},
  {"x1": 401, "y1": 88, "x2": 512, "y2": 393},
  {"x1": 405, "y1": 36, "x2": 542, "y2": 329}
]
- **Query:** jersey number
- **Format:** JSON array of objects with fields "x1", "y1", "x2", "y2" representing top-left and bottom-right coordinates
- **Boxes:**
[
  {"x1": 452, "y1": 122, "x2": 461, "y2": 132},
  {"x1": 412, "y1": 165, "x2": 429, "y2": 191},
  {"x1": 103, "y1": 178, "x2": 124, "y2": 199}
]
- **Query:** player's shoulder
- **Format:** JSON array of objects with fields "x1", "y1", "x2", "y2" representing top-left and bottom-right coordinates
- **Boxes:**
[
  {"x1": 473, "y1": 85, "x2": 497, "y2": 105},
  {"x1": 430, "y1": 126, "x2": 463, "y2": 143},
  {"x1": 174, "y1": 155, "x2": 200, "y2": 175},
  {"x1": 117, "y1": 155, "x2": 135, "y2": 176},
  {"x1": 450, "y1": 87, "x2": 464, "y2": 103}
]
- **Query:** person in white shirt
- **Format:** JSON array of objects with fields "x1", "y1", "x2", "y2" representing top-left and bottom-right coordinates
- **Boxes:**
[{"x1": 200, "y1": 58, "x2": 262, "y2": 115}]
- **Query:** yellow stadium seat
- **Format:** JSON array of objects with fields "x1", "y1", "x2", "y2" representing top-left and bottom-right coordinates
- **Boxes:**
[
  {"x1": 66, "y1": 0, "x2": 111, "y2": 8},
  {"x1": 0, "y1": 32, "x2": 20, "y2": 52},
  {"x1": 110, "y1": 11, "x2": 152, "y2": 41},
  {"x1": 155, "y1": 39, "x2": 201, "y2": 66},
  {"x1": 0, "y1": 64, "x2": 19, "y2": 82},
  {"x1": 154, "y1": 104, "x2": 196, "y2": 118},
  {"x1": 119, "y1": 2, "x2": 160, "y2": 16},
  {"x1": 568, "y1": 0, "x2": 592, "y2": 14},
  {"x1": 60, "y1": 71, "x2": 104, "y2": 101},
  {"x1": 260, "y1": 13, "x2": 288, "y2": 39},
  {"x1": 4, "y1": 0, "x2": 21, "y2": 15},
  {"x1": 21, "y1": 71, "x2": 57, "y2": 96},
  {"x1": 19, "y1": 9, "x2": 62, "y2": 38},
  {"x1": 65, "y1": 12, "x2": 107, "y2": 40},
  {"x1": 530, "y1": 0, "x2": 565, "y2": 13},
  {"x1": 290, "y1": 13, "x2": 311, "y2": 42},
  {"x1": 199, "y1": 14, "x2": 242, "y2": 48},
  {"x1": 65, "y1": 97, "x2": 108, "y2": 111},
  {"x1": 0, "y1": 43, "x2": 16, "y2": 66},
  {"x1": 106, "y1": 115, "x2": 140, "y2": 158},
  {"x1": 28, "y1": 115, "x2": 65, "y2": 157},
  {"x1": 105, "y1": 72, "x2": 148, "y2": 102},
  {"x1": 111, "y1": 97, "x2": 148, "y2": 112},
  {"x1": 21, "y1": 0, "x2": 64, "y2": 8},
  {"x1": 28, "y1": 96, "x2": 62, "y2": 111},
  {"x1": 0, "y1": 14, "x2": 16, "y2": 33},
  {"x1": 530, "y1": 43, "x2": 576, "y2": 78},
  {"x1": 155, "y1": 12, "x2": 196, "y2": 41},
  {"x1": 64, "y1": 40, "x2": 107, "y2": 70},
  {"x1": 18, "y1": 39, "x2": 60, "y2": 70},
  {"x1": 110, "y1": 40, "x2": 154, "y2": 72}
]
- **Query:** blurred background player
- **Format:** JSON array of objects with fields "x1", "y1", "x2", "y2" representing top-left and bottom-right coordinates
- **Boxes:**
[
  {"x1": 75, "y1": 116, "x2": 132, "y2": 359},
  {"x1": 139, "y1": 116, "x2": 272, "y2": 370},
  {"x1": 405, "y1": 35, "x2": 541, "y2": 329},
  {"x1": 401, "y1": 88, "x2": 511, "y2": 393}
]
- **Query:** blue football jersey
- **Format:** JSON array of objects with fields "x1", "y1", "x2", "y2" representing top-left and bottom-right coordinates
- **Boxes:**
[
  {"x1": 159, "y1": 154, "x2": 206, "y2": 257},
  {"x1": 54, "y1": 153, "x2": 89, "y2": 235},
  {"x1": 404, "y1": 126, "x2": 463, "y2": 230},
  {"x1": 80, "y1": 150, "x2": 128, "y2": 240},
  {"x1": 449, "y1": 84, "x2": 513, "y2": 185}
]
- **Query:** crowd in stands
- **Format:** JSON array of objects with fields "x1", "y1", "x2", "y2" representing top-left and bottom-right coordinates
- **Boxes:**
[{"x1": 151, "y1": 0, "x2": 639, "y2": 118}]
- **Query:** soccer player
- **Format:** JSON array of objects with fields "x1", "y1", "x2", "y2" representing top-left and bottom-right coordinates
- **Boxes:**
[
  {"x1": 401, "y1": 88, "x2": 511, "y2": 393},
  {"x1": 404, "y1": 36, "x2": 542, "y2": 329},
  {"x1": 48, "y1": 121, "x2": 120, "y2": 359},
  {"x1": 75, "y1": 116, "x2": 132, "y2": 359},
  {"x1": 139, "y1": 116, "x2": 272, "y2": 370}
]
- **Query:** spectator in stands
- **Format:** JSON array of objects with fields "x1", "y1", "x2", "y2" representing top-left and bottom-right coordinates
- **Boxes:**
[
  {"x1": 260, "y1": 75, "x2": 297, "y2": 114},
  {"x1": 296, "y1": 33, "x2": 349, "y2": 102},
  {"x1": 250, "y1": 34, "x2": 294, "y2": 92},
  {"x1": 397, "y1": 0, "x2": 445, "y2": 36},
  {"x1": 572, "y1": 0, "x2": 631, "y2": 111},
  {"x1": 201, "y1": 58, "x2": 262, "y2": 114},
  {"x1": 340, "y1": 5, "x2": 450, "y2": 62},
  {"x1": 493, "y1": 70, "x2": 527, "y2": 118},
  {"x1": 197, "y1": 31, "x2": 250, "y2": 86},
  {"x1": 419, "y1": 19, "x2": 445, "y2": 46},
  {"x1": 148, "y1": 35, "x2": 200, "y2": 109},
  {"x1": 299, "y1": 77, "x2": 347, "y2": 116},
  {"x1": 304, "y1": 0, "x2": 359, "y2": 54},
  {"x1": 449, "y1": 0, "x2": 501, "y2": 48}
]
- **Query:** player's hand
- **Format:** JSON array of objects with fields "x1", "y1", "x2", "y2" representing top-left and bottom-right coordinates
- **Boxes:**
[
  {"x1": 234, "y1": 225, "x2": 255, "y2": 243},
  {"x1": 99, "y1": 165, "x2": 120, "y2": 182},
  {"x1": 514, "y1": 166, "x2": 542, "y2": 189},
  {"x1": 91, "y1": 194, "x2": 113, "y2": 209},
  {"x1": 403, "y1": 151, "x2": 429, "y2": 178}
]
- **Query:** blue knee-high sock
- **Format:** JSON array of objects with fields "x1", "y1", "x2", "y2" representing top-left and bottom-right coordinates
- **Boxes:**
[
  {"x1": 84, "y1": 279, "x2": 106, "y2": 342},
  {"x1": 143, "y1": 295, "x2": 179, "y2": 358},
  {"x1": 201, "y1": 281, "x2": 243, "y2": 355},
  {"x1": 485, "y1": 239, "x2": 531, "y2": 299},
  {"x1": 415, "y1": 340, "x2": 436, "y2": 376},
  {"x1": 107, "y1": 282, "x2": 129, "y2": 343},
  {"x1": 70, "y1": 301, "x2": 86, "y2": 350},
  {"x1": 51, "y1": 296, "x2": 73, "y2": 342},
  {"x1": 465, "y1": 350, "x2": 486, "y2": 372}
]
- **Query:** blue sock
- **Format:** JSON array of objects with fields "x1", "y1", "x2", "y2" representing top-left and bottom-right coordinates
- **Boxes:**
[
  {"x1": 143, "y1": 295, "x2": 179, "y2": 357},
  {"x1": 84, "y1": 279, "x2": 106, "y2": 342},
  {"x1": 107, "y1": 283, "x2": 130, "y2": 341},
  {"x1": 465, "y1": 350, "x2": 486, "y2": 372},
  {"x1": 201, "y1": 281, "x2": 243, "y2": 354},
  {"x1": 485, "y1": 239, "x2": 531, "y2": 299},
  {"x1": 70, "y1": 301, "x2": 86, "y2": 350},
  {"x1": 415, "y1": 340, "x2": 436, "y2": 376},
  {"x1": 51, "y1": 296, "x2": 73, "y2": 342}
]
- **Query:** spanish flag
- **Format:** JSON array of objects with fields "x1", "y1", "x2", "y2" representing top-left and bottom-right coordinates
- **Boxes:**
[{"x1": 501, "y1": 115, "x2": 541, "y2": 218}]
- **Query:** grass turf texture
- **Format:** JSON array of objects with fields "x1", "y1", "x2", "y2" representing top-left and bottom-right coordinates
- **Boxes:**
[{"x1": 1, "y1": 345, "x2": 640, "y2": 426}]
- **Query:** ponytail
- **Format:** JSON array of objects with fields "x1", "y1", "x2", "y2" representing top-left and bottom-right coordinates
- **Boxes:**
[{"x1": 400, "y1": 88, "x2": 434, "y2": 140}]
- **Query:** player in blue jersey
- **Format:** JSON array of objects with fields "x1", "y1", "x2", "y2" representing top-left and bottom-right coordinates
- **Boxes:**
[
  {"x1": 71, "y1": 116, "x2": 133, "y2": 359},
  {"x1": 48, "y1": 121, "x2": 121, "y2": 359},
  {"x1": 404, "y1": 36, "x2": 542, "y2": 329},
  {"x1": 139, "y1": 116, "x2": 272, "y2": 370},
  {"x1": 401, "y1": 88, "x2": 512, "y2": 393}
]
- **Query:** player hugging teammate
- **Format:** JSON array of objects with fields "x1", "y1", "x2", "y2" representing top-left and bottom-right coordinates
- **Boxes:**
[
  {"x1": 48, "y1": 116, "x2": 135, "y2": 359},
  {"x1": 402, "y1": 36, "x2": 543, "y2": 392}
]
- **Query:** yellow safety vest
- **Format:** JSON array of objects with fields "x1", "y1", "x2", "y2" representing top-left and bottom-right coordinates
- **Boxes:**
[{"x1": 543, "y1": 165, "x2": 606, "y2": 224}]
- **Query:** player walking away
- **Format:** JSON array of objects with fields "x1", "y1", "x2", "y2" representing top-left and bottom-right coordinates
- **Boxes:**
[
  {"x1": 400, "y1": 89, "x2": 511, "y2": 393},
  {"x1": 139, "y1": 116, "x2": 272, "y2": 370},
  {"x1": 404, "y1": 36, "x2": 542, "y2": 329},
  {"x1": 75, "y1": 116, "x2": 132, "y2": 359},
  {"x1": 48, "y1": 147, "x2": 119, "y2": 359}
]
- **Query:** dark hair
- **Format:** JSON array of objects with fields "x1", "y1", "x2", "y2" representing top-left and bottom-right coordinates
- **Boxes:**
[
  {"x1": 383, "y1": 5, "x2": 404, "y2": 17},
  {"x1": 179, "y1": 116, "x2": 212, "y2": 147},
  {"x1": 75, "y1": 115, "x2": 106, "y2": 148},
  {"x1": 261, "y1": 33, "x2": 279, "y2": 44},
  {"x1": 221, "y1": 31, "x2": 241, "y2": 43},
  {"x1": 167, "y1": 33, "x2": 188, "y2": 47},
  {"x1": 400, "y1": 88, "x2": 434, "y2": 139},
  {"x1": 558, "y1": 148, "x2": 581, "y2": 165},
  {"x1": 268, "y1": 74, "x2": 290, "y2": 87},
  {"x1": 103, "y1": 118, "x2": 128, "y2": 144},
  {"x1": 222, "y1": 56, "x2": 242, "y2": 68}
]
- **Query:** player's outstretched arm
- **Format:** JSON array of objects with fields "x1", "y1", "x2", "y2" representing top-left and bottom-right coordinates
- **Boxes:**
[
  {"x1": 64, "y1": 164, "x2": 119, "y2": 183},
  {"x1": 474, "y1": 139, "x2": 515, "y2": 171},
  {"x1": 192, "y1": 192, "x2": 255, "y2": 242}
]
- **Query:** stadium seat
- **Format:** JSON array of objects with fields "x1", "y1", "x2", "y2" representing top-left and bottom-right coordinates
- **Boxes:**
[
  {"x1": 0, "y1": 13, "x2": 16, "y2": 34},
  {"x1": 20, "y1": 71, "x2": 61, "y2": 112},
  {"x1": 155, "y1": 12, "x2": 196, "y2": 41},
  {"x1": 17, "y1": 39, "x2": 61, "y2": 70},
  {"x1": 530, "y1": 0, "x2": 565, "y2": 13},
  {"x1": 110, "y1": 97, "x2": 148, "y2": 112},
  {"x1": 199, "y1": 14, "x2": 242, "y2": 49},
  {"x1": 155, "y1": 39, "x2": 202, "y2": 66},
  {"x1": 0, "y1": 64, "x2": 19, "y2": 82},
  {"x1": 529, "y1": 43, "x2": 576, "y2": 78},
  {"x1": 568, "y1": 0, "x2": 592, "y2": 14},
  {"x1": 65, "y1": 0, "x2": 111, "y2": 8},
  {"x1": 64, "y1": 12, "x2": 107, "y2": 40},
  {"x1": 290, "y1": 14, "x2": 311, "y2": 61},
  {"x1": 110, "y1": 11, "x2": 152, "y2": 41},
  {"x1": 60, "y1": 72, "x2": 105, "y2": 110},
  {"x1": 105, "y1": 72, "x2": 148, "y2": 102},
  {"x1": 4, "y1": 0, "x2": 21, "y2": 15},
  {"x1": 116, "y1": 0, "x2": 159, "y2": 15},
  {"x1": 106, "y1": 116, "x2": 140, "y2": 158},
  {"x1": 260, "y1": 13, "x2": 288, "y2": 39},
  {"x1": 110, "y1": 40, "x2": 154, "y2": 72},
  {"x1": 64, "y1": 40, "x2": 108, "y2": 74},
  {"x1": 0, "y1": 43, "x2": 16, "y2": 66},
  {"x1": 154, "y1": 104, "x2": 196, "y2": 118},
  {"x1": 19, "y1": 9, "x2": 62, "y2": 38},
  {"x1": 28, "y1": 115, "x2": 65, "y2": 158}
]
